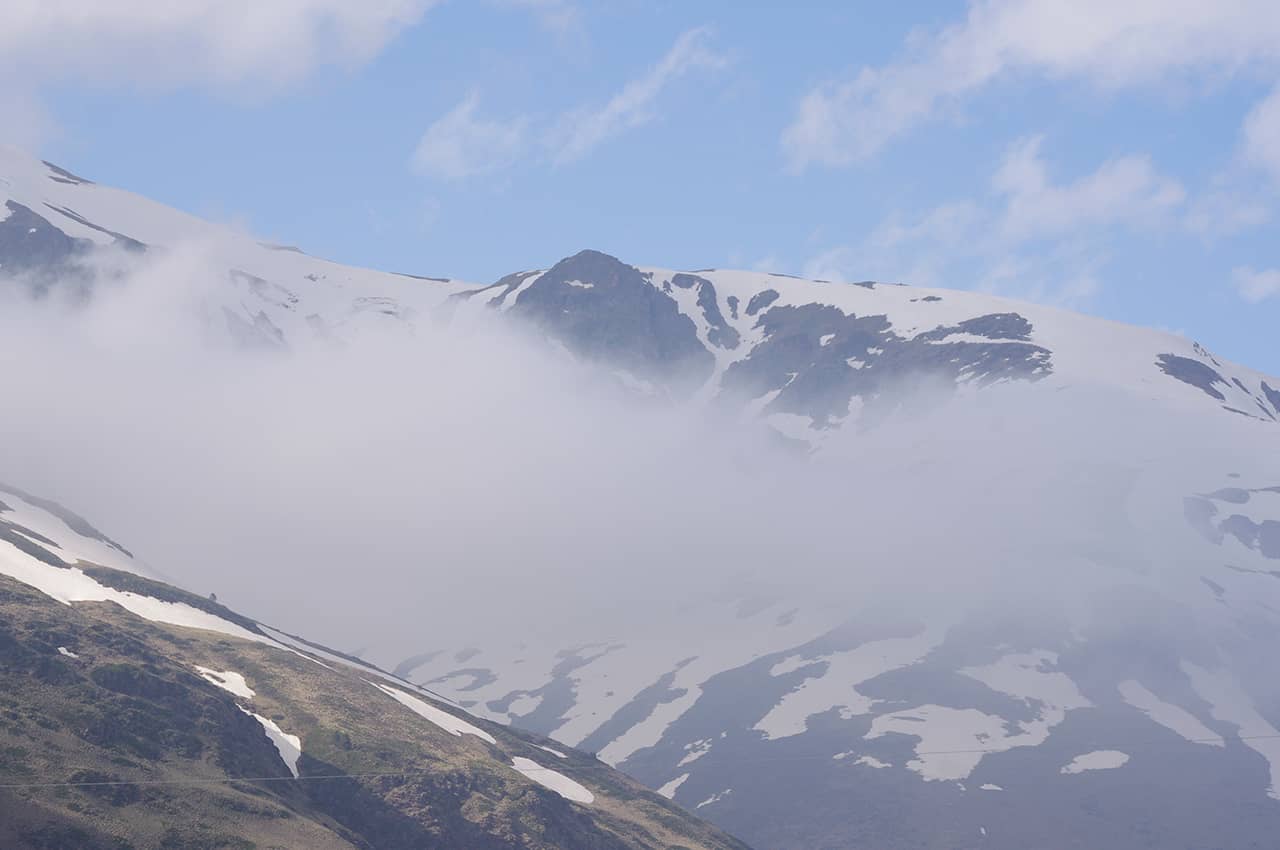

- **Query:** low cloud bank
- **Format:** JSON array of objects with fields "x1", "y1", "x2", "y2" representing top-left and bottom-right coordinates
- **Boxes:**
[{"x1": 0, "y1": 244, "x2": 1263, "y2": 656}]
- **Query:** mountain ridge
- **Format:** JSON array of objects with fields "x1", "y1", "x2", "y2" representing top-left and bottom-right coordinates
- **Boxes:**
[{"x1": 0, "y1": 481, "x2": 753, "y2": 850}]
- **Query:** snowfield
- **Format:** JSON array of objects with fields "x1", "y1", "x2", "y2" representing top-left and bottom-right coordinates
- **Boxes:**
[
  {"x1": 196, "y1": 666, "x2": 256, "y2": 699},
  {"x1": 240, "y1": 708, "x2": 302, "y2": 778},
  {"x1": 510, "y1": 757, "x2": 595, "y2": 804},
  {"x1": 1061, "y1": 751, "x2": 1130, "y2": 774},
  {"x1": 370, "y1": 681, "x2": 497, "y2": 744}
]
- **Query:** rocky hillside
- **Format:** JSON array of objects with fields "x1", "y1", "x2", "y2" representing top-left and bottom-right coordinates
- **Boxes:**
[{"x1": 0, "y1": 483, "x2": 751, "y2": 850}]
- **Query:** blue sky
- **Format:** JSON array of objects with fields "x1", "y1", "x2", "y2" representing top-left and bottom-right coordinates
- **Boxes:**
[{"x1": 4, "y1": 1, "x2": 1279, "y2": 373}]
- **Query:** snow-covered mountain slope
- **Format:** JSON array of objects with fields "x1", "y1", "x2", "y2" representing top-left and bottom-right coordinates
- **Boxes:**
[
  {"x1": 0, "y1": 146, "x2": 479, "y2": 345},
  {"x1": 0, "y1": 484, "x2": 751, "y2": 850},
  {"x1": 406, "y1": 260, "x2": 1280, "y2": 847},
  {"x1": 459, "y1": 248, "x2": 1279, "y2": 440},
  {"x1": 4, "y1": 146, "x2": 1274, "y2": 436},
  {"x1": 392, "y1": 453, "x2": 1280, "y2": 849},
  {"x1": 5, "y1": 148, "x2": 1280, "y2": 849}
]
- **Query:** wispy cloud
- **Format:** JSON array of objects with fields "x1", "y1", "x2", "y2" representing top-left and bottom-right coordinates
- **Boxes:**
[
  {"x1": 1244, "y1": 83, "x2": 1280, "y2": 185},
  {"x1": 0, "y1": 0, "x2": 437, "y2": 147},
  {"x1": 0, "y1": 0, "x2": 436, "y2": 90},
  {"x1": 804, "y1": 137, "x2": 1186, "y2": 307},
  {"x1": 781, "y1": 0, "x2": 1280, "y2": 171},
  {"x1": 1235, "y1": 266, "x2": 1280, "y2": 303},
  {"x1": 411, "y1": 92, "x2": 528, "y2": 180},
  {"x1": 548, "y1": 27, "x2": 726, "y2": 164},
  {"x1": 411, "y1": 27, "x2": 726, "y2": 181},
  {"x1": 494, "y1": 0, "x2": 582, "y2": 38},
  {"x1": 993, "y1": 136, "x2": 1185, "y2": 241}
]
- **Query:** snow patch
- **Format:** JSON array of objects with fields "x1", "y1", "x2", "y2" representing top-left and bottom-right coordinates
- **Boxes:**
[
  {"x1": 537, "y1": 744, "x2": 567, "y2": 759},
  {"x1": 959, "y1": 651, "x2": 1090, "y2": 713},
  {"x1": 57, "y1": 646, "x2": 78, "y2": 659},
  {"x1": 196, "y1": 666, "x2": 255, "y2": 699},
  {"x1": 867, "y1": 702, "x2": 1065, "y2": 782},
  {"x1": 1061, "y1": 750, "x2": 1129, "y2": 774},
  {"x1": 1184, "y1": 662, "x2": 1280, "y2": 799},
  {"x1": 1118, "y1": 680, "x2": 1223, "y2": 747},
  {"x1": 753, "y1": 630, "x2": 939, "y2": 740},
  {"x1": 678, "y1": 738, "x2": 713, "y2": 767},
  {"x1": 0, "y1": 538, "x2": 274, "y2": 646},
  {"x1": 510, "y1": 757, "x2": 594, "y2": 804},
  {"x1": 696, "y1": 789, "x2": 731, "y2": 809},
  {"x1": 768, "y1": 654, "x2": 816, "y2": 677},
  {"x1": 980, "y1": 783, "x2": 1003, "y2": 791},
  {"x1": 657, "y1": 773, "x2": 689, "y2": 799},
  {"x1": 240, "y1": 708, "x2": 301, "y2": 778},
  {"x1": 507, "y1": 693, "x2": 544, "y2": 716},
  {"x1": 0, "y1": 492, "x2": 138, "y2": 574},
  {"x1": 370, "y1": 681, "x2": 497, "y2": 744}
]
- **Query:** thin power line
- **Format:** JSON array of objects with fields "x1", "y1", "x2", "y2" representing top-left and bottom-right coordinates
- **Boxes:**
[{"x1": 2, "y1": 733, "x2": 1277, "y2": 791}]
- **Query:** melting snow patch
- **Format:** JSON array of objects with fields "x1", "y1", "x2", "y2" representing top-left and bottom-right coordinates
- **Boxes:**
[
  {"x1": 0, "y1": 492, "x2": 136, "y2": 573},
  {"x1": 754, "y1": 631, "x2": 939, "y2": 740},
  {"x1": 678, "y1": 738, "x2": 713, "y2": 767},
  {"x1": 510, "y1": 757, "x2": 594, "y2": 804},
  {"x1": 1118, "y1": 680, "x2": 1223, "y2": 747},
  {"x1": 370, "y1": 681, "x2": 496, "y2": 744},
  {"x1": 960, "y1": 651, "x2": 1090, "y2": 713},
  {"x1": 768, "y1": 655, "x2": 811, "y2": 676},
  {"x1": 1060, "y1": 750, "x2": 1129, "y2": 774},
  {"x1": 1183, "y1": 662, "x2": 1280, "y2": 799},
  {"x1": 0, "y1": 539, "x2": 274, "y2": 646},
  {"x1": 507, "y1": 693, "x2": 544, "y2": 716},
  {"x1": 867, "y1": 703, "x2": 1061, "y2": 782},
  {"x1": 195, "y1": 666, "x2": 255, "y2": 699},
  {"x1": 696, "y1": 789, "x2": 731, "y2": 809},
  {"x1": 240, "y1": 708, "x2": 301, "y2": 778},
  {"x1": 564, "y1": 279, "x2": 594, "y2": 289},
  {"x1": 980, "y1": 783, "x2": 1003, "y2": 791},
  {"x1": 537, "y1": 745, "x2": 567, "y2": 759},
  {"x1": 57, "y1": 646, "x2": 78, "y2": 659},
  {"x1": 657, "y1": 773, "x2": 689, "y2": 799},
  {"x1": 854, "y1": 755, "x2": 891, "y2": 769}
]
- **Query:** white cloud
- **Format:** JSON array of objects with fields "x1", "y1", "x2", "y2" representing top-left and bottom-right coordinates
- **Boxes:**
[
  {"x1": 1184, "y1": 183, "x2": 1273, "y2": 238},
  {"x1": 993, "y1": 136, "x2": 1185, "y2": 240},
  {"x1": 805, "y1": 137, "x2": 1185, "y2": 307},
  {"x1": 0, "y1": 0, "x2": 434, "y2": 91},
  {"x1": 411, "y1": 93, "x2": 528, "y2": 180},
  {"x1": 782, "y1": 0, "x2": 1280, "y2": 169},
  {"x1": 549, "y1": 27, "x2": 726, "y2": 164},
  {"x1": 411, "y1": 28, "x2": 725, "y2": 179},
  {"x1": 1235, "y1": 266, "x2": 1280, "y2": 303},
  {"x1": 1244, "y1": 84, "x2": 1280, "y2": 184},
  {"x1": 495, "y1": 0, "x2": 581, "y2": 37},
  {"x1": 0, "y1": 89, "x2": 53, "y2": 152}
]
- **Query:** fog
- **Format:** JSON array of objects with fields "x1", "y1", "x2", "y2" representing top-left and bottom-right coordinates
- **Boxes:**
[{"x1": 0, "y1": 243, "x2": 1269, "y2": 661}]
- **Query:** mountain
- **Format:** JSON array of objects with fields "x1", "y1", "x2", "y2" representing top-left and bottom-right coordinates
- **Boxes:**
[
  {"x1": 6, "y1": 145, "x2": 1275, "y2": 434},
  {"x1": 0, "y1": 145, "x2": 477, "y2": 346},
  {"x1": 4, "y1": 147, "x2": 1280, "y2": 849},
  {"x1": 0, "y1": 480, "x2": 751, "y2": 850}
]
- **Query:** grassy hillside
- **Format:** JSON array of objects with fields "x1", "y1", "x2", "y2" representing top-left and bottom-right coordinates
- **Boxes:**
[{"x1": 0, "y1": 571, "x2": 751, "y2": 850}]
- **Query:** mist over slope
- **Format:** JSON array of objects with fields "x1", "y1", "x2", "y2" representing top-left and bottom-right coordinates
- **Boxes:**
[
  {"x1": 0, "y1": 483, "x2": 750, "y2": 850},
  {"x1": 3, "y1": 149, "x2": 1280, "y2": 848}
]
